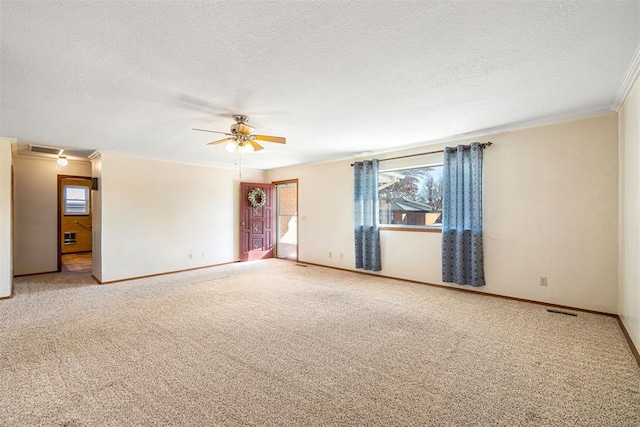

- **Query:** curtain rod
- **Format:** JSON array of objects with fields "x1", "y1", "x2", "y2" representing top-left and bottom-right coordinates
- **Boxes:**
[{"x1": 350, "y1": 142, "x2": 492, "y2": 166}]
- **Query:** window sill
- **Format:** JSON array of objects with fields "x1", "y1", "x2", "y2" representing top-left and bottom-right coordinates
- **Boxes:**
[{"x1": 380, "y1": 226, "x2": 442, "y2": 233}]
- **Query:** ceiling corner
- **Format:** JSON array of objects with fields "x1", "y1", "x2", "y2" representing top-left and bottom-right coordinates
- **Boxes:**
[
  {"x1": 8, "y1": 138, "x2": 19, "y2": 157},
  {"x1": 611, "y1": 44, "x2": 640, "y2": 112}
]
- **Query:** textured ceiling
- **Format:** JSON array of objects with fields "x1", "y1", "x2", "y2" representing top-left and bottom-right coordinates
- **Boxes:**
[{"x1": 1, "y1": 1, "x2": 639, "y2": 169}]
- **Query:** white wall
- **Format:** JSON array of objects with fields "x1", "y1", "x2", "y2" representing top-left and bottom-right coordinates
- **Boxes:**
[
  {"x1": 90, "y1": 153, "x2": 102, "y2": 281},
  {"x1": 619, "y1": 73, "x2": 640, "y2": 351},
  {"x1": 12, "y1": 156, "x2": 91, "y2": 275},
  {"x1": 0, "y1": 138, "x2": 14, "y2": 298},
  {"x1": 98, "y1": 153, "x2": 265, "y2": 283},
  {"x1": 267, "y1": 114, "x2": 619, "y2": 313}
]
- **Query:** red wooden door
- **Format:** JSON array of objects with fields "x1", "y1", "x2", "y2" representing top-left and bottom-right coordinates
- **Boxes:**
[{"x1": 240, "y1": 182, "x2": 275, "y2": 261}]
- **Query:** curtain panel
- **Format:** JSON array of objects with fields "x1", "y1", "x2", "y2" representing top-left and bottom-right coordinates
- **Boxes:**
[
  {"x1": 354, "y1": 160, "x2": 381, "y2": 271},
  {"x1": 441, "y1": 143, "x2": 485, "y2": 286}
]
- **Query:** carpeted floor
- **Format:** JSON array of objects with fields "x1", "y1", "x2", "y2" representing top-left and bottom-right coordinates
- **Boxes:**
[{"x1": 1, "y1": 260, "x2": 639, "y2": 426}]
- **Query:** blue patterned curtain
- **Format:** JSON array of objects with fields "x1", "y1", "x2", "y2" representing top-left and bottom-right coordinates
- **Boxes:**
[
  {"x1": 441, "y1": 143, "x2": 485, "y2": 286},
  {"x1": 354, "y1": 160, "x2": 381, "y2": 271}
]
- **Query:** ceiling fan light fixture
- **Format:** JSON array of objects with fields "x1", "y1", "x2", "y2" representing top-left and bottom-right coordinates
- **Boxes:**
[
  {"x1": 194, "y1": 115, "x2": 285, "y2": 155},
  {"x1": 57, "y1": 156, "x2": 68, "y2": 166},
  {"x1": 225, "y1": 141, "x2": 238, "y2": 153},
  {"x1": 238, "y1": 142, "x2": 254, "y2": 154}
]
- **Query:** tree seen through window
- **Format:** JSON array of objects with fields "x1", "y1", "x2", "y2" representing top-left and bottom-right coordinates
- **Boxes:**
[{"x1": 378, "y1": 165, "x2": 443, "y2": 226}]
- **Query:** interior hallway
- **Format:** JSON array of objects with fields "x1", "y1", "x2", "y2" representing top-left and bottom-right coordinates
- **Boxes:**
[{"x1": 61, "y1": 252, "x2": 92, "y2": 273}]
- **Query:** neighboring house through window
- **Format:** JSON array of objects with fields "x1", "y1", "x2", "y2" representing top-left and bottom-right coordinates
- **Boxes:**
[{"x1": 379, "y1": 164, "x2": 443, "y2": 227}]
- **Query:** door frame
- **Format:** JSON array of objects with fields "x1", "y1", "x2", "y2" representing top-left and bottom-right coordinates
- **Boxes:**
[
  {"x1": 273, "y1": 179, "x2": 299, "y2": 262},
  {"x1": 57, "y1": 174, "x2": 92, "y2": 272}
]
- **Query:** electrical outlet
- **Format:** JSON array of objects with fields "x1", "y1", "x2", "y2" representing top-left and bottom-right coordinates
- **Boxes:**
[
  {"x1": 340, "y1": 253, "x2": 344, "y2": 259},
  {"x1": 328, "y1": 252, "x2": 332, "y2": 258},
  {"x1": 188, "y1": 253, "x2": 192, "y2": 260},
  {"x1": 202, "y1": 252, "x2": 205, "y2": 258},
  {"x1": 539, "y1": 276, "x2": 548, "y2": 286}
]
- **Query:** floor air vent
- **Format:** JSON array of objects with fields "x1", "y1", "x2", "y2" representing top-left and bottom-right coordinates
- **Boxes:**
[
  {"x1": 296, "y1": 264, "x2": 308, "y2": 267},
  {"x1": 28, "y1": 144, "x2": 64, "y2": 155},
  {"x1": 546, "y1": 309, "x2": 577, "y2": 317}
]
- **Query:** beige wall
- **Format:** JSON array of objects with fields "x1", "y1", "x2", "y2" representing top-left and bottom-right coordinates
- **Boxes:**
[
  {"x1": 13, "y1": 156, "x2": 91, "y2": 275},
  {"x1": 90, "y1": 153, "x2": 102, "y2": 281},
  {"x1": 269, "y1": 160, "x2": 354, "y2": 267},
  {"x1": 267, "y1": 113, "x2": 619, "y2": 313},
  {"x1": 619, "y1": 74, "x2": 640, "y2": 351},
  {"x1": 97, "y1": 153, "x2": 266, "y2": 282},
  {"x1": 0, "y1": 138, "x2": 14, "y2": 297}
]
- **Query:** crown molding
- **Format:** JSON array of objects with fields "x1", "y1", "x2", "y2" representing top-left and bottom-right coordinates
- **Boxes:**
[
  {"x1": 13, "y1": 152, "x2": 90, "y2": 164},
  {"x1": 93, "y1": 150, "x2": 254, "y2": 171},
  {"x1": 271, "y1": 109, "x2": 615, "y2": 171},
  {"x1": 357, "y1": 109, "x2": 613, "y2": 161},
  {"x1": 612, "y1": 43, "x2": 640, "y2": 111}
]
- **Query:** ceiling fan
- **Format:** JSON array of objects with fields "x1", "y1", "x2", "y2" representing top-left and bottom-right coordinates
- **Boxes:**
[{"x1": 193, "y1": 115, "x2": 286, "y2": 153}]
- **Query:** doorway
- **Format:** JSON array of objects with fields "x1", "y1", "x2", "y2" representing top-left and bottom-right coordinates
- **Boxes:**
[
  {"x1": 58, "y1": 176, "x2": 92, "y2": 272},
  {"x1": 274, "y1": 180, "x2": 298, "y2": 261},
  {"x1": 240, "y1": 182, "x2": 275, "y2": 261}
]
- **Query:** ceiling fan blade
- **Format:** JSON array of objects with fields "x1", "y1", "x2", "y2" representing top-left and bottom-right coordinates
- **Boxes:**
[
  {"x1": 207, "y1": 137, "x2": 233, "y2": 146},
  {"x1": 192, "y1": 128, "x2": 232, "y2": 136},
  {"x1": 236, "y1": 123, "x2": 255, "y2": 135},
  {"x1": 253, "y1": 135, "x2": 286, "y2": 144},
  {"x1": 248, "y1": 140, "x2": 264, "y2": 151}
]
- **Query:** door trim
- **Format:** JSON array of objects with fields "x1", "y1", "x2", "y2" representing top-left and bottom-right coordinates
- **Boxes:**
[
  {"x1": 273, "y1": 179, "x2": 299, "y2": 262},
  {"x1": 57, "y1": 174, "x2": 91, "y2": 272}
]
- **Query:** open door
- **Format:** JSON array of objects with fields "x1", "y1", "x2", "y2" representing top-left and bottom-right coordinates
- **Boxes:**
[
  {"x1": 240, "y1": 182, "x2": 275, "y2": 261},
  {"x1": 58, "y1": 176, "x2": 92, "y2": 272},
  {"x1": 275, "y1": 180, "x2": 298, "y2": 260}
]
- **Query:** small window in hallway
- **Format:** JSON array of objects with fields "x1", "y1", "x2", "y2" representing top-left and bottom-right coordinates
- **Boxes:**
[{"x1": 64, "y1": 185, "x2": 89, "y2": 215}]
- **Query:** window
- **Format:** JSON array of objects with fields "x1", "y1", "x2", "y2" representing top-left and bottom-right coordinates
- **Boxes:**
[
  {"x1": 379, "y1": 164, "x2": 443, "y2": 228},
  {"x1": 64, "y1": 185, "x2": 90, "y2": 215}
]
